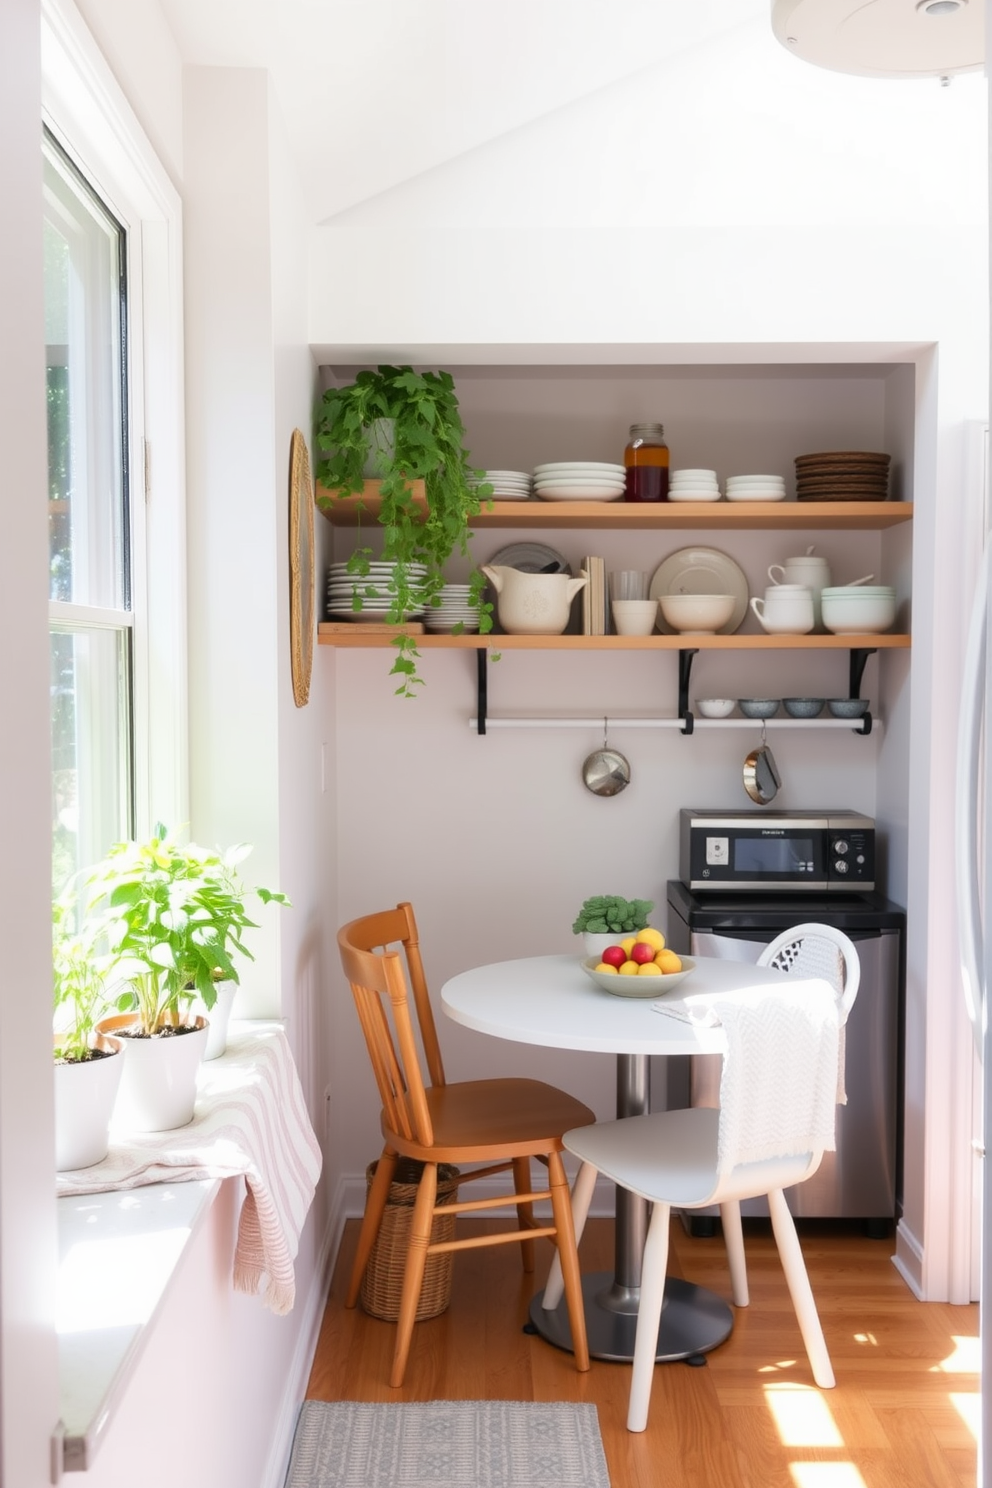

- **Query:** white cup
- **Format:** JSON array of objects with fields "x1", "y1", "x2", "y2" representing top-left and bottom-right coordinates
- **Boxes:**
[
  {"x1": 612, "y1": 599, "x2": 659, "y2": 636},
  {"x1": 750, "y1": 584, "x2": 814, "y2": 635},
  {"x1": 768, "y1": 556, "x2": 832, "y2": 630}
]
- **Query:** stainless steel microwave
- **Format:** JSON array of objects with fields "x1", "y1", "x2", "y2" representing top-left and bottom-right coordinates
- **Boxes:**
[{"x1": 679, "y1": 810, "x2": 876, "y2": 892}]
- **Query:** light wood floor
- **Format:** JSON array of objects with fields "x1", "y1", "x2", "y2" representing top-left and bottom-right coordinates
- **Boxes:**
[{"x1": 307, "y1": 1216, "x2": 979, "y2": 1488}]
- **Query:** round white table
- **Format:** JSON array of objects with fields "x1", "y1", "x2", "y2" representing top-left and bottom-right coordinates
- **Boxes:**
[{"x1": 441, "y1": 952, "x2": 794, "y2": 1364}]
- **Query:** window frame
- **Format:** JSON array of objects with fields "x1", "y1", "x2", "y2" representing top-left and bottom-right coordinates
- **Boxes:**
[{"x1": 42, "y1": 0, "x2": 188, "y2": 846}]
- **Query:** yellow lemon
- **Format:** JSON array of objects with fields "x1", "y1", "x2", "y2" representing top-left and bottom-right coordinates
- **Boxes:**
[
  {"x1": 635, "y1": 927, "x2": 666, "y2": 951},
  {"x1": 618, "y1": 960, "x2": 640, "y2": 976},
  {"x1": 620, "y1": 937, "x2": 637, "y2": 955},
  {"x1": 636, "y1": 962, "x2": 663, "y2": 976},
  {"x1": 655, "y1": 949, "x2": 682, "y2": 973},
  {"x1": 594, "y1": 961, "x2": 618, "y2": 975}
]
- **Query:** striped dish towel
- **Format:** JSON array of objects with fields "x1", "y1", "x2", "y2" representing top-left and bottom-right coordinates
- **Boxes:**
[{"x1": 55, "y1": 1026, "x2": 322, "y2": 1314}]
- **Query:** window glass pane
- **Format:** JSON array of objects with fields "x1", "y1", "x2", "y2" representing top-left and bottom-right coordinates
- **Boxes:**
[
  {"x1": 50, "y1": 627, "x2": 131, "y2": 896},
  {"x1": 43, "y1": 135, "x2": 127, "y2": 610}
]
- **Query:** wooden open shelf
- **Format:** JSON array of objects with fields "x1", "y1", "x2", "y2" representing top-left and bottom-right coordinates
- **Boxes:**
[
  {"x1": 315, "y1": 483, "x2": 913, "y2": 532},
  {"x1": 318, "y1": 627, "x2": 911, "y2": 651}
]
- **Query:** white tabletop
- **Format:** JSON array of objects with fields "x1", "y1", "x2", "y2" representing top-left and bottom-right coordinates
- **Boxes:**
[{"x1": 441, "y1": 953, "x2": 795, "y2": 1057}]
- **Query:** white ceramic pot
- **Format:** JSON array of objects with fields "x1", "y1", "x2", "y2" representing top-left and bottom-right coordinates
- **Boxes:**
[
  {"x1": 96, "y1": 1014, "x2": 208, "y2": 1132},
  {"x1": 581, "y1": 931, "x2": 626, "y2": 958},
  {"x1": 768, "y1": 556, "x2": 832, "y2": 630},
  {"x1": 54, "y1": 1032, "x2": 125, "y2": 1171},
  {"x1": 750, "y1": 585, "x2": 814, "y2": 635},
  {"x1": 481, "y1": 565, "x2": 587, "y2": 636},
  {"x1": 361, "y1": 418, "x2": 395, "y2": 478},
  {"x1": 202, "y1": 981, "x2": 236, "y2": 1061}
]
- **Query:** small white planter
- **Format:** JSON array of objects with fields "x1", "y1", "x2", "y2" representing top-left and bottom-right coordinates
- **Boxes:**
[
  {"x1": 202, "y1": 981, "x2": 236, "y2": 1061},
  {"x1": 581, "y1": 931, "x2": 627, "y2": 959},
  {"x1": 361, "y1": 418, "x2": 396, "y2": 478},
  {"x1": 54, "y1": 1033, "x2": 125, "y2": 1171},
  {"x1": 97, "y1": 1015, "x2": 208, "y2": 1132}
]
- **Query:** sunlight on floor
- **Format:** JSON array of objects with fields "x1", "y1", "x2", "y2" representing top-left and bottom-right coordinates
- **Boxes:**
[
  {"x1": 789, "y1": 1466, "x2": 868, "y2": 1487},
  {"x1": 764, "y1": 1383, "x2": 843, "y2": 1447},
  {"x1": 950, "y1": 1392, "x2": 981, "y2": 1441},
  {"x1": 936, "y1": 1335, "x2": 981, "y2": 1374}
]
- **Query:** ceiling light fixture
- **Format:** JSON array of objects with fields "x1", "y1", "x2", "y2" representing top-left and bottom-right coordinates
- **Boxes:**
[{"x1": 771, "y1": 0, "x2": 984, "y2": 78}]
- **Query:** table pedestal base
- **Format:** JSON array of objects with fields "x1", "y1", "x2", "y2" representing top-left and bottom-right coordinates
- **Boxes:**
[{"x1": 529, "y1": 1271, "x2": 734, "y2": 1363}]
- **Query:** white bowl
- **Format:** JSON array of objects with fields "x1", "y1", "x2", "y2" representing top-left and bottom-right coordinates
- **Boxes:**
[
  {"x1": 582, "y1": 955, "x2": 695, "y2": 999},
  {"x1": 671, "y1": 469, "x2": 718, "y2": 479},
  {"x1": 612, "y1": 599, "x2": 660, "y2": 636},
  {"x1": 657, "y1": 593, "x2": 736, "y2": 635},
  {"x1": 668, "y1": 489, "x2": 723, "y2": 503},
  {"x1": 696, "y1": 698, "x2": 736, "y2": 718},
  {"x1": 726, "y1": 474, "x2": 785, "y2": 485},
  {"x1": 821, "y1": 592, "x2": 897, "y2": 634}
]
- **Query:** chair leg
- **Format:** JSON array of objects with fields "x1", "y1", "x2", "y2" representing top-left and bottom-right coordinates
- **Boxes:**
[
  {"x1": 547, "y1": 1150, "x2": 590, "y2": 1372},
  {"x1": 512, "y1": 1156, "x2": 536, "y2": 1273},
  {"x1": 628, "y1": 1199, "x2": 671, "y2": 1433},
  {"x1": 719, "y1": 1199, "x2": 749, "y2": 1307},
  {"x1": 767, "y1": 1187, "x2": 835, "y2": 1389},
  {"x1": 389, "y1": 1162, "x2": 438, "y2": 1388},
  {"x1": 346, "y1": 1148, "x2": 397, "y2": 1308},
  {"x1": 542, "y1": 1160, "x2": 598, "y2": 1312}
]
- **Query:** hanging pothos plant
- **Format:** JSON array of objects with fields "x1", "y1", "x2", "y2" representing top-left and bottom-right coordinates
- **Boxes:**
[{"x1": 314, "y1": 365, "x2": 493, "y2": 696}]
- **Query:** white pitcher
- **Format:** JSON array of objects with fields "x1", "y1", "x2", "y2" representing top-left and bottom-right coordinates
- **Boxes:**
[
  {"x1": 481, "y1": 565, "x2": 588, "y2": 635},
  {"x1": 768, "y1": 553, "x2": 832, "y2": 631}
]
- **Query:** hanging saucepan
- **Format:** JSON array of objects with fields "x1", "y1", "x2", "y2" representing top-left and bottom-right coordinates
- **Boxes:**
[
  {"x1": 582, "y1": 719, "x2": 631, "y2": 797},
  {"x1": 743, "y1": 724, "x2": 781, "y2": 805}
]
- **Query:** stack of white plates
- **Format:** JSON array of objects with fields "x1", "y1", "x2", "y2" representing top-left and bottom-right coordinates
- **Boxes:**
[
  {"x1": 533, "y1": 462, "x2": 626, "y2": 502},
  {"x1": 468, "y1": 470, "x2": 533, "y2": 501},
  {"x1": 669, "y1": 468, "x2": 722, "y2": 503},
  {"x1": 725, "y1": 474, "x2": 787, "y2": 503},
  {"x1": 326, "y1": 560, "x2": 428, "y2": 620},
  {"x1": 424, "y1": 583, "x2": 481, "y2": 633}
]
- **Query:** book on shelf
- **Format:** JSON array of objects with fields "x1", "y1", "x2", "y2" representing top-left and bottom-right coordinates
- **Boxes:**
[{"x1": 581, "y1": 556, "x2": 606, "y2": 635}]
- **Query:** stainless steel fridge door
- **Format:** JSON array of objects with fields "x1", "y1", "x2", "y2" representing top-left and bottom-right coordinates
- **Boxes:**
[{"x1": 688, "y1": 927, "x2": 900, "y2": 1220}]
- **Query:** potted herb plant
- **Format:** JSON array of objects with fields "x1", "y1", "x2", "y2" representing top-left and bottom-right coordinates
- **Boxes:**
[
  {"x1": 572, "y1": 895, "x2": 655, "y2": 958},
  {"x1": 52, "y1": 894, "x2": 125, "y2": 1170},
  {"x1": 85, "y1": 824, "x2": 288, "y2": 1130},
  {"x1": 314, "y1": 364, "x2": 493, "y2": 696}
]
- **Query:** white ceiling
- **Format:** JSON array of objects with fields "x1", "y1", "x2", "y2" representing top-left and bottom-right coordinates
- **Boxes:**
[{"x1": 158, "y1": 0, "x2": 768, "y2": 221}]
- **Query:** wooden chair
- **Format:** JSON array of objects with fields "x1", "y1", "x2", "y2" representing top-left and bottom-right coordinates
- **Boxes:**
[{"x1": 338, "y1": 902, "x2": 594, "y2": 1386}]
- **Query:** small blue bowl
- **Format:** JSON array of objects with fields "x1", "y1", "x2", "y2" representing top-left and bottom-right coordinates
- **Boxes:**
[
  {"x1": 783, "y1": 697, "x2": 825, "y2": 718},
  {"x1": 738, "y1": 698, "x2": 780, "y2": 719},
  {"x1": 828, "y1": 698, "x2": 870, "y2": 718}
]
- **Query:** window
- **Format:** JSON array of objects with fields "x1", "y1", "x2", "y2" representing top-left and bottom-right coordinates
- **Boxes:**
[
  {"x1": 41, "y1": 0, "x2": 188, "y2": 891},
  {"x1": 45, "y1": 131, "x2": 133, "y2": 892}
]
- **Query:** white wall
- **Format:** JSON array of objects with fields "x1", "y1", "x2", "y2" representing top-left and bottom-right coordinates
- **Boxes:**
[
  {"x1": 310, "y1": 27, "x2": 988, "y2": 1305},
  {"x1": 0, "y1": 2, "x2": 63, "y2": 1484}
]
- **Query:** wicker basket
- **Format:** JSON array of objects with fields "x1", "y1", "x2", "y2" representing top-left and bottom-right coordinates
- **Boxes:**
[{"x1": 360, "y1": 1159, "x2": 461, "y2": 1322}]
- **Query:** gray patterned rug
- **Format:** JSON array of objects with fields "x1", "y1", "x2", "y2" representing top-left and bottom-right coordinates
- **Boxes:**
[{"x1": 284, "y1": 1400, "x2": 611, "y2": 1488}]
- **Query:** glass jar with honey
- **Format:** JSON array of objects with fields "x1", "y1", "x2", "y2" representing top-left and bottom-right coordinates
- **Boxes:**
[{"x1": 624, "y1": 423, "x2": 669, "y2": 502}]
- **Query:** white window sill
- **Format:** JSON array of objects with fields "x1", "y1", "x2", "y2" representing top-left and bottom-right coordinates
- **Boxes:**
[{"x1": 57, "y1": 1175, "x2": 222, "y2": 1472}]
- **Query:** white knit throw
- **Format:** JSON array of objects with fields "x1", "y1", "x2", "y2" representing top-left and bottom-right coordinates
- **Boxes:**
[{"x1": 679, "y1": 982, "x2": 840, "y2": 1176}]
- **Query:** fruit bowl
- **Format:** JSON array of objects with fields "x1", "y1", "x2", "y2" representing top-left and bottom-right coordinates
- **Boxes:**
[{"x1": 581, "y1": 955, "x2": 695, "y2": 999}]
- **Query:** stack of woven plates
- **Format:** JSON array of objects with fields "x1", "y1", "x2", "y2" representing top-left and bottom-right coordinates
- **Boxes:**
[
  {"x1": 468, "y1": 470, "x2": 533, "y2": 501},
  {"x1": 669, "y1": 469, "x2": 721, "y2": 502},
  {"x1": 424, "y1": 584, "x2": 481, "y2": 633},
  {"x1": 795, "y1": 451, "x2": 890, "y2": 501},
  {"x1": 533, "y1": 462, "x2": 626, "y2": 501},
  {"x1": 326, "y1": 560, "x2": 427, "y2": 621},
  {"x1": 725, "y1": 473, "x2": 786, "y2": 502}
]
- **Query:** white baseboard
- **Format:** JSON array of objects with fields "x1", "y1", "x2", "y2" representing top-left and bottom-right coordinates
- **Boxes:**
[
  {"x1": 261, "y1": 1171, "x2": 352, "y2": 1488},
  {"x1": 892, "y1": 1217, "x2": 925, "y2": 1299}
]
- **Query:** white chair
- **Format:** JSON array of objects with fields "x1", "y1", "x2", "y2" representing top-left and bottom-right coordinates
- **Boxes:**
[
  {"x1": 558, "y1": 961, "x2": 852, "y2": 1433},
  {"x1": 757, "y1": 921, "x2": 860, "y2": 1021}
]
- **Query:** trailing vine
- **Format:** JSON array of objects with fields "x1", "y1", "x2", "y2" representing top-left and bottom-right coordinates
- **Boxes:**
[{"x1": 314, "y1": 366, "x2": 493, "y2": 696}]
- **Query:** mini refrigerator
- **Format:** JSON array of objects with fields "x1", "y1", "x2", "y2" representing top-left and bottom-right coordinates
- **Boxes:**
[{"x1": 665, "y1": 880, "x2": 906, "y2": 1231}]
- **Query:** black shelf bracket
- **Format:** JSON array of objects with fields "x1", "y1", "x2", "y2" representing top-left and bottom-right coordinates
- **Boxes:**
[
  {"x1": 848, "y1": 647, "x2": 876, "y2": 736},
  {"x1": 476, "y1": 649, "x2": 488, "y2": 735},
  {"x1": 678, "y1": 648, "x2": 699, "y2": 735}
]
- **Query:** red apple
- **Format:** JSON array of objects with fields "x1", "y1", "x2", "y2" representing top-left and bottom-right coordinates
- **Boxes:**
[
  {"x1": 601, "y1": 944, "x2": 627, "y2": 969},
  {"x1": 630, "y1": 941, "x2": 656, "y2": 965}
]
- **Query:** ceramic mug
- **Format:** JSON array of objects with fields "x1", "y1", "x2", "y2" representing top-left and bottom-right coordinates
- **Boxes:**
[
  {"x1": 750, "y1": 584, "x2": 814, "y2": 635},
  {"x1": 768, "y1": 556, "x2": 832, "y2": 631}
]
